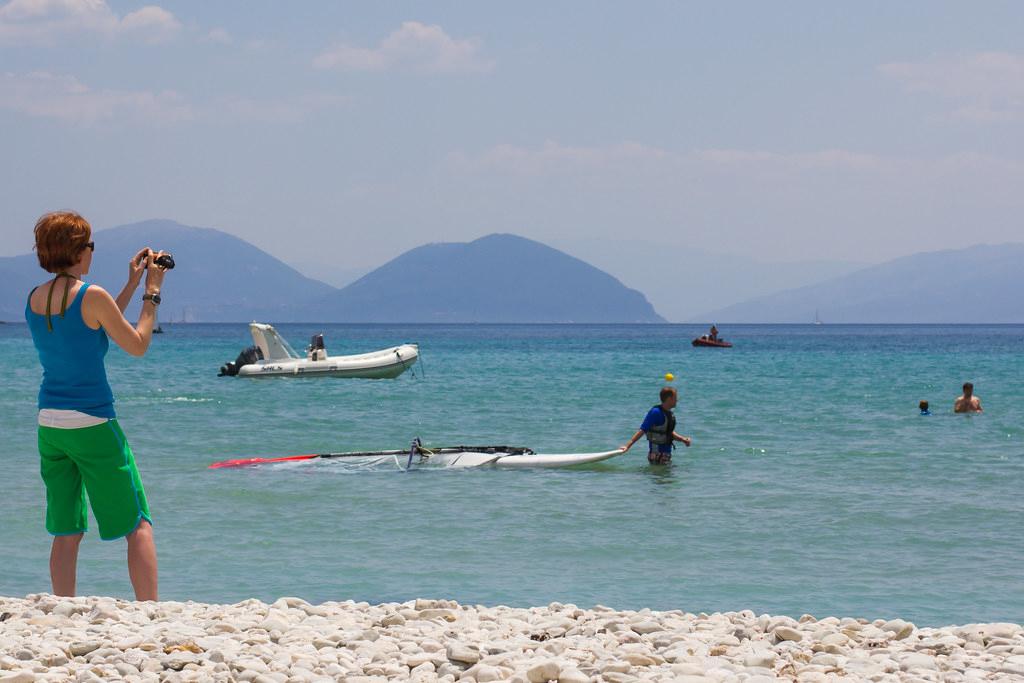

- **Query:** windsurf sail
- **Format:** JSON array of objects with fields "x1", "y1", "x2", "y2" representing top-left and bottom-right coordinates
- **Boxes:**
[{"x1": 208, "y1": 443, "x2": 535, "y2": 469}]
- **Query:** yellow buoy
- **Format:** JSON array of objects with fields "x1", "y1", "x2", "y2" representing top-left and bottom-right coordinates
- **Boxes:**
[{"x1": 664, "y1": 373, "x2": 674, "y2": 382}]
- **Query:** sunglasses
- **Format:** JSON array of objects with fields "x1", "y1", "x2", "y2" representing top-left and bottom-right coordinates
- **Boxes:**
[{"x1": 85, "y1": 241, "x2": 95, "y2": 252}]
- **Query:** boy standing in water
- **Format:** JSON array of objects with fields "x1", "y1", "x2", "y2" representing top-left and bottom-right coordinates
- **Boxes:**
[{"x1": 621, "y1": 387, "x2": 692, "y2": 464}]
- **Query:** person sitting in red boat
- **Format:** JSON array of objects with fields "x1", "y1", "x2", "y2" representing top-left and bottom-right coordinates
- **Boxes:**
[{"x1": 709, "y1": 324, "x2": 719, "y2": 342}]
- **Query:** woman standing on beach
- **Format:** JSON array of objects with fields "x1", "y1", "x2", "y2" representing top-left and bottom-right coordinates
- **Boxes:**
[{"x1": 25, "y1": 211, "x2": 170, "y2": 601}]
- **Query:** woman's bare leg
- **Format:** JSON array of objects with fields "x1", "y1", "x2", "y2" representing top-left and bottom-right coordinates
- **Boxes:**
[
  {"x1": 126, "y1": 521, "x2": 158, "y2": 601},
  {"x1": 50, "y1": 534, "x2": 84, "y2": 596}
]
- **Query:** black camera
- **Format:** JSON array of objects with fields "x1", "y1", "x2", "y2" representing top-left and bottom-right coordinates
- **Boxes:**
[{"x1": 154, "y1": 253, "x2": 175, "y2": 270}]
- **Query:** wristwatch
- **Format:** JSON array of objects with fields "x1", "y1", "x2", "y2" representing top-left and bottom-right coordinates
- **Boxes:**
[{"x1": 142, "y1": 293, "x2": 162, "y2": 306}]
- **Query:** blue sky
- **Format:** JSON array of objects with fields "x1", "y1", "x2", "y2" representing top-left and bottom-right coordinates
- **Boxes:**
[{"x1": 2, "y1": 1, "x2": 1022, "y2": 279}]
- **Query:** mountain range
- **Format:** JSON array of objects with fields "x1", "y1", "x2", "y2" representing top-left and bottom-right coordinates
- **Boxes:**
[
  {"x1": 554, "y1": 238, "x2": 867, "y2": 322},
  {"x1": 2, "y1": 219, "x2": 1021, "y2": 323},
  {"x1": 0, "y1": 221, "x2": 661, "y2": 323},
  {"x1": 0, "y1": 220, "x2": 334, "y2": 323},
  {"x1": 697, "y1": 243, "x2": 1024, "y2": 323},
  {"x1": 321, "y1": 233, "x2": 663, "y2": 323}
]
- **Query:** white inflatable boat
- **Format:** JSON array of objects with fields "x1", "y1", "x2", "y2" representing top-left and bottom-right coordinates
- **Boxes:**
[{"x1": 219, "y1": 323, "x2": 418, "y2": 379}]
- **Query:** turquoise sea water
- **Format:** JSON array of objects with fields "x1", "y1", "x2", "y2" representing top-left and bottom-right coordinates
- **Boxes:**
[{"x1": 0, "y1": 323, "x2": 1021, "y2": 626}]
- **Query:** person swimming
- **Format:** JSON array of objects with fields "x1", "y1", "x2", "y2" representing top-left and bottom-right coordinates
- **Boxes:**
[
  {"x1": 954, "y1": 382, "x2": 983, "y2": 413},
  {"x1": 919, "y1": 400, "x2": 930, "y2": 415}
]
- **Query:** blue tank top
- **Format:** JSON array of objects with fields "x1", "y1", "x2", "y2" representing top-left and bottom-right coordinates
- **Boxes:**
[{"x1": 26, "y1": 282, "x2": 115, "y2": 418}]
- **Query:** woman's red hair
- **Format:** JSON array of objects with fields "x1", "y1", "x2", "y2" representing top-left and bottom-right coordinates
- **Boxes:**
[{"x1": 34, "y1": 211, "x2": 92, "y2": 273}]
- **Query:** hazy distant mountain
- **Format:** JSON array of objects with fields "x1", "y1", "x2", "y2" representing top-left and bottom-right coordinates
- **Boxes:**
[
  {"x1": 0, "y1": 250, "x2": 43, "y2": 321},
  {"x1": 553, "y1": 238, "x2": 866, "y2": 322},
  {"x1": 322, "y1": 233, "x2": 664, "y2": 322},
  {"x1": 287, "y1": 261, "x2": 369, "y2": 289},
  {"x1": 2, "y1": 223, "x2": 662, "y2": 323},
  {"x1": 0, "y1": 219, "x2": 335, "y2": 322},
  {"x1": 694, "y1": 243, "x2": 1024, "y2": 323}
]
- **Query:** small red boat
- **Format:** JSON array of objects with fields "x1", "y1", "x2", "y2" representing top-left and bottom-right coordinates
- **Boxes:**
[{"x1": 692, "y1": 336, "x2": 732, "y2": 348}]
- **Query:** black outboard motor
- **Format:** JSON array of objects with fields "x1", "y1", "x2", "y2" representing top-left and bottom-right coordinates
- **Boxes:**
[
  {"x1": 218, "y1": 345, "x2": 263, "y2": 377},
  {"x1": 309, "y1": 333, "x2": 326, "y2": 361}
]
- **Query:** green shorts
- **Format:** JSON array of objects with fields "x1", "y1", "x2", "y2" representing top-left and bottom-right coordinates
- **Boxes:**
[{"x1": 38, "y1": 419, "x2": 152, "y2": 541}]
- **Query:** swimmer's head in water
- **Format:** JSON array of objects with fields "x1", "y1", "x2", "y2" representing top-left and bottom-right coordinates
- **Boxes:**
[
  {"x1": 963, "y1": 382, "x2": 974, "y2": 395},
  {"x1": 919, "y1": 400, "x2": 929, "y2": 411}
]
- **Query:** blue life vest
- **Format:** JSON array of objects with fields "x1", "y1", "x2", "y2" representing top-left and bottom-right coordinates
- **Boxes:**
[{"x1": 646, "y1": 405, "x2": 676, "y2": 446}]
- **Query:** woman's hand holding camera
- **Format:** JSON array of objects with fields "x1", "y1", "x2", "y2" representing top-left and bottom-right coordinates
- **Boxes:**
[
  {"x1": 128, "y1": 247, "x2": 172, "y2": 296},
  {"x1": 128, "y1": 247, "x2": 151, "y2": 287},
  {"x1": 145, "y1": 250, "x2": 170, "y2": 295}
]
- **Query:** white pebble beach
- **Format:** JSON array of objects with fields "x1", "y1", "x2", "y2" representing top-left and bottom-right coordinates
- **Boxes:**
[{"x1": 1, "y1": 594, "x2": 1021, "y2": 682}]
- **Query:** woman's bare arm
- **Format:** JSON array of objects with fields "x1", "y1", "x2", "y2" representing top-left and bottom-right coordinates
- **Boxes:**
[
  {"x1": 114, "y1": 248, "x2": 149, "y2": 313},
  {"x1": 86, "y1": 286, "x2": 157, "y2": 357},
  {"x1": 84, "y1": 251, "x2": 166, "y2": 357}
]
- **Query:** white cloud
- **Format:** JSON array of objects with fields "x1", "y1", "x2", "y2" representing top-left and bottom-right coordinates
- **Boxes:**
[
  {"x1": 0, "y1": 70, "x2": 353, "y2": 125},
  {"x1": 456, "y1": 142, "x2": 1024, "y2": 199},
  {"x1": 0, "y1": 0, "x2": 181, "y2": 44},
  {"x1": 205, "y1": 27, "x2": 231, "y2": 45},
  {"x1": 448, "y1": 141, "x2": 669, "y2": 177},
  {"x1": 879, "y1": 51, "x2": 1024, "y2": 122},
  {"x1": 214, "y1": 93, "x2": 350, "y2": 123},
  {"x1": 697, "y1": 148, "x2": 882, "y2": 170},
  {"x1": 452, "y1": 142, "x2": 885, "y2": 176},
  {"x1": 119, "y1": 5, "x2": 179, "y2": 42},
  {"x1": 437, "y1": 140, "x2": 1024, "y2": 263},
  {"x1": 464, "y1": 143, "x2": 1024, "y2": 205},
  {"x1": 313, "y1": 21, "x2": 492, "y2": 74},
  {"x1": 0, "y1": 71, "x2": 192, "y2": 124}
]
